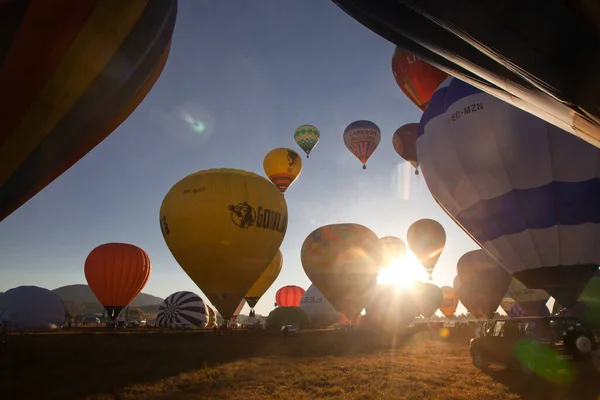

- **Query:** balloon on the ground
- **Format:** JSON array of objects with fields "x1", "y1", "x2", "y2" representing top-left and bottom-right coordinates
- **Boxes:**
[
  {"x1": 418, "y1": 76, "x2": 600, "y2": 308},
  {"x1": 508, "y1": 301, "x2": 550, "y2": 318},
  {"x1": 391, "y1": 48, "x2": 448, "y2": 111},
  {"x1": 84, "y1": 243, "x2": 151, "y2": 320},
  {"x1": 275, "y1": 285, "x2": 305, "y2": 307},
  {"x1": 245, "y1": 250, "x2": 283, "y2": 309},
  {"x1": 0, "y1": 286, "x2": 65, "y2": 330},
  {"x1": 299, "y1": 284, "x2": 342, "y2": 328},
  {"x1": 206, "y1": 305, "x2": 216, "y2": 328},
  {"x1": 301, "y1": 223, "x2": 381, "y2": 322},
  {"x1": 160, "y1": 168, "x2": 287, "y2": 320},
  {"x1": 331, "y1": 1, "x2": 600, "y2": 146},
  {"x1": 263, "y1": 148, "x2": 303, "y2": 194},
  {"x1": 412, "y1": 282, "x2": 442, "y2": 318},
  {"x1": 156, "y1": 291, "x2": 208, "y2": 329},
  {"x1": 455, "y1": 250, "x2": 511, "y2": 319},
  {"x1": 406, "y1": 219, "x2": 445, "y2": 280},
  {"x1": 0, "y1": 0, "x2": 177, "y2": 223},
  {"x1": 392, "y1": 123, "x2": 420, "y2": 174},
  {"x1": 294, "y1": 125, "x2": 320, "y2": 158},
  {"x1": 366, "y1": 284, "x2": 419, "y2": 332},
  {"x1": 378, "y1": 236, "x2": 407, "y2": 267},
  {"x1": 439, "y1": 286, "x2": 459, "y2": 318},
  {"x1": 265, "y1": 306, "x2": 310, "y2": 330},
  {"x1": 343, "y1": 120, "x2": 381, "y2": 170},
  {"x1": 507, "y1": 278, "x2": 550, "y2": 304}
]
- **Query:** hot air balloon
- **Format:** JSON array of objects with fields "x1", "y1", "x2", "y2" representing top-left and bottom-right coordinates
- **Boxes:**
[
  {"x1": 294, "y1": 125, "x2": 320, "y2": 158},
  {"x1": 331, "y1": 1, "x2": 600, "y2": 146},
  {"x1": 554, "y1": 269, "x2": 600, "y2": 329},
  {"x1": 343, "y1": 120, "x2": 381, "y2": 169},
  {"x1": 0, "y1": 0, "x2": 177, "y2": 223},
  {"x1": 439, "y1": 286, "x2": 459, "y2": 319},
  {"x1": 366, "y1": 284, "x2": 419, "y2": 331},
  {"x1": 275, "y1": 285, "x2": 305, "y2": 307},
  {"x1": 378, "y1": 236, "x2": 407, "y2": 267},
  {"x1": 300, "y1": 284, "x2": 342, "y2": 328},
  {"x1": 406, "y1": 219, "x2": 445, "y2": 280},
  {"x1": 456, "y1": 250, "x2": 512, "y2": 319},
  {"x1": 301, "y1": 223, "x2": 381, "y2": 322},
  {"x1": 392, "y1": 123, "x2": 420, "y2": 175},
  {"x1": 418, "y1": 76, "x2": 600, "y2": 309},
  {"x1": 507, "y1": 278, "x2": 550, "y2": 305},
  {"x1": 84, "y1": 243, "x2": 151, "y2": 321},
  {"x1": 507, "y1": 301, "x2": 550, "y2": 318},
  {"x1": 245, "y1": 250, "x2": 283, "y2": 314},
  {"x1": 157, "y1": 291, "x2": 208, "y2": 329},
  {"x1": 412, "y1": 282, "x2": 442, "y2": 319},
  {"x1": 391, "y1": 48, "x2": 448, "y2": 111},
  {"x1": 500, "y1": 297, "x2": 516, "y2": 315},
  {"x1": 263, "y1": 148, "x2": 303, "y2": 194},
  {"x1": 0, "y1": 286, "x2": 65, "y2": 330},
  {"x1": 231, "y1": 299, "x2": 246, "y2": 322},
  {"x1": 206, "y1": 305, "x2": 216, "y2": 328},
  {"x1": 160, "y1": 168, "x2": 287, "y2": 320},
  {"x1": 265, "y1": 306, "x2": 311, "y2": 330}
]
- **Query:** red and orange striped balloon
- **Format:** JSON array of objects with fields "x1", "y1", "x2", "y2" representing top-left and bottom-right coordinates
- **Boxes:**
[{"x1": 275, "y1": 285, "x2": 305, "y2": 307}]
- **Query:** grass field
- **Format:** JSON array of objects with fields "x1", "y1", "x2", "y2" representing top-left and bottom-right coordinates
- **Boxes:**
[{"x1": 1, "y1": 326, "x2": 599, "y2": 400}]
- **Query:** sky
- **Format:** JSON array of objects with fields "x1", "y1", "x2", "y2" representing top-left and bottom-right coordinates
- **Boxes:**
[{"x1": 0, "y1": 0, "x2": 484, "y2": 316}]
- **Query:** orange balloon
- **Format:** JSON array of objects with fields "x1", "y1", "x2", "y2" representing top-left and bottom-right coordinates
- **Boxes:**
[{"x1": 84, "y1": 243, "x2": 151, "y2": 320}]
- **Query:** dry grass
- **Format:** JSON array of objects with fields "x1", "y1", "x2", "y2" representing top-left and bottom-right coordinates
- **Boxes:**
[{"x1": 0, "y1": 326, "x2": 598, "y2": 400}]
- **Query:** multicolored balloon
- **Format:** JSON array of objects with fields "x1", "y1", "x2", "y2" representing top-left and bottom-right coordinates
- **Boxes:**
[
  {"x1": 84, "y1": 243, "x2": 151, "y2": 320},
  {"x1": 263, "y1": 148, "x2": 303, "y2": 194},
  {"x1": 343, "y1": 120, "x2": 381, "y2": 170},
  {"x1": 392, "y1": 123, "x2": 420, "y2": 174},
  {"x1": 418, "y1": 76, "x2": 600, "y2": 308},
  {"x1": 406, "y1": 218, "x2": 446, "y2": 280},
  {"x1": 391, "y1": 47, "x2": 448, "y2": 111},
  {"x1": 160, "y1": 168, "x2": 287, "y2": 320},
  {"x1": 294, "y1": 125, "x2": 320, "y2": 158}
]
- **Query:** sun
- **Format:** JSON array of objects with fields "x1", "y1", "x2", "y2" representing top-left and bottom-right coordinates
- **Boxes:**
[{"x1": 377, "y1": 251, "x2": 428, "y2": 287}]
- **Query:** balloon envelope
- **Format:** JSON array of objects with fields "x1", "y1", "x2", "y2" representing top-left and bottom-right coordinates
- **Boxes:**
[
  {"x1": 0, "y1": 0, "x2": 177, "y2": 222},
  {"x1": 301, "y1": 223, "x2": 381, "y2": 321},
  {"x1": 406, "y1": 219, "x2": 445, "y2": 280},
  {"x1": 418, "y1": 77, "x2": 600, "y2": 308},
  {"x1": 343, "y1": 120, "x2": 381, "y2": 169},
  {"x1": 378, "y1": 236, "x2": 407, "y2": 267},
  {"x1": 84, "y1": 243, "x2": 151, "y2": 320},
  {"x1": 245, "y1": 250, "x2": 283, "y2": 309},
  {"x1": 391, "y1": 48, "x2": 448, "y2": 111},
  {"x1": 439, "y1": 286, "x2": 459, "y2": 318},
  {"x1": 392, "y1": 123, "x2": 419, "y2": 172},
  {"x1": 0, "y1": 286, "x2": 65, "y2": 330},
  {"x1": 263, "y1": 148, "x2": 303, "y2": 193},
  {"x1": 160, "y1": 168, "x2": 288, "y2": 320},
  {"x1": 331, "y1": 1, "x2": 600, "y2": 146},
  {"x1": 300, "y1": 284, "x2": 342, "y2": 328},
  {"x1": 366, "y1": 284, "x2": 419, "y2": 332},
  {"x1": 275, "y1": 285, "x2": 305, "y2": 307},
  {"x1": 412, "y1": 282, "x2": 442, "y2": 318},
  {"x1": 294, "y1": 125, "x2": 320, "y2": 158},
  {"x1": 157, "y1": 291, "x2": 208, "y2": 329}
]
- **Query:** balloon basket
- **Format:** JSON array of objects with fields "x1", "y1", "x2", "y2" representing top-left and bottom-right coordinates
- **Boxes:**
[{"x1": 362, "y1": 165, "x2": 366, "y2": 170}]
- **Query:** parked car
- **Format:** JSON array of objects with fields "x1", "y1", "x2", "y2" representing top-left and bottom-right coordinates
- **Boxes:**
[{"x1": 470, "y1": 316, "x2": 599, "y2": 374}]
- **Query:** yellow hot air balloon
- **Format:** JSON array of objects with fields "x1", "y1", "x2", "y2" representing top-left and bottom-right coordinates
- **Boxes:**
[
  {"x1": 439, "y1": 286, "x2": 459, "y2": 319},
  {"x1": 301, "y1": 223, "x2": 381, "y2": 322},
  {"x1": 245, "y1": 250, "x2": 283, "y2": 310},
  {"x1": 263, "y1": 148, "x2": 302, "y2": 194},
  {"x1": 160, "y1": 168, "x2": 288, "y2": 320}
]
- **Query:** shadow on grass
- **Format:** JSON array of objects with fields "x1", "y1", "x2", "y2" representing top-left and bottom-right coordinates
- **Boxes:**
[{"x1": 0, "y1": 328, "x2": 415, "y2": 399}]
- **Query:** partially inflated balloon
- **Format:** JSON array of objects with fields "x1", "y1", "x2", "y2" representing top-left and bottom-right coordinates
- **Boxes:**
[
  {"x1": 412, "y1": 282, "x2": 442, "y2": 318},
  {"x1": 300, "y1": 284, "x2": 342, "y2": 328},
  {"x1": 84, "y1": 243, "x2": 151, "y2": 320},
  {"x1": 391, "y1": 48, "x2": 448, "y2": 111},
  {"x1": 245, "y1": 250, "x2": 283, "y2": 309},
  {"x1": 294, "y1": 125, "x2": 320, "y2": 158},
  {"x1": 406, "y1": 219, "x2": 445, "y2": 280},
  {"x1": 456, "y1": 250, "x2": 511, "y2": 319},
  {"x1": 343, "y1": 120, "x2": 381, "y2": 169},
  {"x1": 206, "y1": 305, "x2": 216, "y2": 328},
  {"x1": 263, "y1": 148, "x2": 302, "y2": 194},
  {"x1": 378, "y1": 236, "x2": 407, "y2": 267},
  {"x1": 160, "y1": 168, "x2": 288, "y2": 320},
  {"x1": 275, "y1": 285, "x2": 305, "y2": 307},
  {"x1": 507, "y1": 278, "x2": 550, "y2": 304},
  {"x1": 418, "y1": 76, "x2": 600, "y2": 308},
  {"x1": 0, "y1": 1, "x2": 177, "y2": 223},
  {"x1": 366, "y1": 284, "x2": 418, "y2": 331},
  {"x1": 301, "y1": 223, "x2": 381, "y2": 321},
  {"x1": 392, "y1": 123, "x2": 420, "y2": 174},
  {"x1": 439, "y1": 286, "x2": 459, "y2": 318}
]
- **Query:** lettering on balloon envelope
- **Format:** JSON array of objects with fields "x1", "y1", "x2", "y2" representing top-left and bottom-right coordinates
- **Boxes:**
[{"x1": 228, "y1": 202, "x2": 287, "y2": 234}]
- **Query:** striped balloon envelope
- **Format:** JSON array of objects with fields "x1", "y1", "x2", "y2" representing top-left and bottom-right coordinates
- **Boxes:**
[
  {"x1": 419, "y1": 77, "x2": 600, "y2": 309},
  {"x1": 0, "y1": 0, "x2": 177, "y2": 222},
  {"x1": 157, "y1": 291, "x2": 208, "y2": 329},
  {"x1": 275, "y1": 285, "x2": 305, "y2": 307},
  {"x1": 343, "y1": 120, "x2": 381, "y2": 169}
]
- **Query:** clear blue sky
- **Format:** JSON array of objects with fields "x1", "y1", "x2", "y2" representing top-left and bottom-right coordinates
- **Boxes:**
[{"x1": 0, "y1": 0, "x2": 482, "y2": 316}]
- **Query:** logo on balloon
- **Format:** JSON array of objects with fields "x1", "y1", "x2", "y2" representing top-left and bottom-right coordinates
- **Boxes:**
[{"x1": 228, "y1": 202, "x2": 256, "y2": 228}]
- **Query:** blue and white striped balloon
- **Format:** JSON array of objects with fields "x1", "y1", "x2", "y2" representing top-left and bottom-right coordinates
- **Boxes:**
[{"x1": 418, "y1": 77, "x2": 600, "y2": 309}]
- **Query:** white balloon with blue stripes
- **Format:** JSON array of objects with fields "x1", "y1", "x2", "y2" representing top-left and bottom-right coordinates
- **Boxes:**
[{"x1": 418, "y1": 76, "x2": 600, "y2": 309}]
